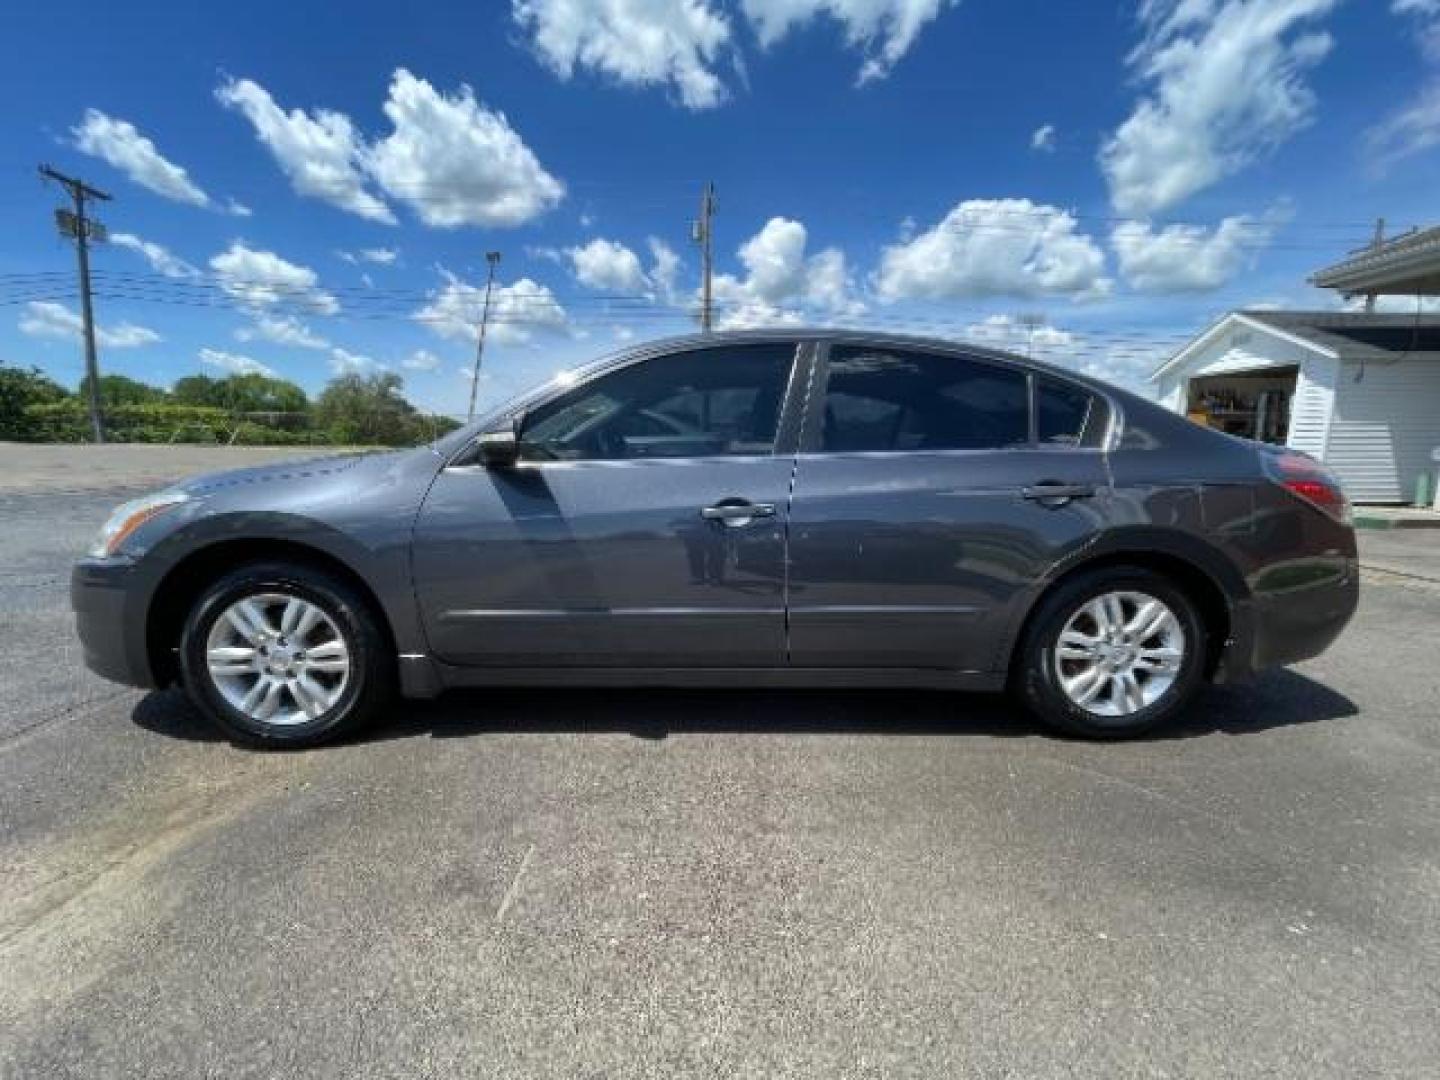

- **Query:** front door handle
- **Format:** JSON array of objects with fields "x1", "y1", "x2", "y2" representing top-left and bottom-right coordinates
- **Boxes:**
[
  {"x1": 1022, "y1": 481, "x2": 1097, "y2": 506},
  {"x1": 701, "y1": 499, "x2": 776, "y2": 527}
]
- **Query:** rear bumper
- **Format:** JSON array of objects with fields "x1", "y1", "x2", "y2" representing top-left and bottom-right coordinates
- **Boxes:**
[
  {"x1": 72, "y1": 558, "x2": 156, "y2": 689},
  {"x1": 1222, "y1": 556, "x2": 1359, "y2": 680}
]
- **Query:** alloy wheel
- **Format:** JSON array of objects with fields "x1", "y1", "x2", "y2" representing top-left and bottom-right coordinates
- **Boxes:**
[
  {"x1": 204, "y1": 592, "x2": 351, "y2": 726},
  {"x1": 1053, "y1": 590, "x2": 1185, "y2": 718}
]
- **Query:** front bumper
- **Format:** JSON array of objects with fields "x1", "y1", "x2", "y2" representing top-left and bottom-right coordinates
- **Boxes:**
[{"x1": 72, "y1": 558, "x2": 156, "y2": 689}]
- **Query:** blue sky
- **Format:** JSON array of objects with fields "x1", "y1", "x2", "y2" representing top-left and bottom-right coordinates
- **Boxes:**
[{"x1": 2, "y1": 0, "x2": 1437, "y2": 414}]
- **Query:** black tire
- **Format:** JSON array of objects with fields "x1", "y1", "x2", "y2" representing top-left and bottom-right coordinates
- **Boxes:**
[
  {"x1": 1013, "y1": 566, "x2": 1207, "y2": 739},
  {"x1": 178, "y1": 561, "x2": 393, "y2": 749}
]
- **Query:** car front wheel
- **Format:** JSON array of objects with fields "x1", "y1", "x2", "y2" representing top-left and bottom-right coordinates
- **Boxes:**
[
  {"x1": 179, "y1": 561, "x2": 392, "y2": 748},
  {"x1": 1015, "y1": 567, "x2": 1206, "y2": 739}
]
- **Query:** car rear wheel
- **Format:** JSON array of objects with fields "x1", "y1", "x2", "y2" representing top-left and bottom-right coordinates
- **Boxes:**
[
  {"x1": 179, "y1": 561, "x2": 393, "y2": 748},
  {"x1": 1014, "y1": 567, "x2": 1206, "y2": 739}
]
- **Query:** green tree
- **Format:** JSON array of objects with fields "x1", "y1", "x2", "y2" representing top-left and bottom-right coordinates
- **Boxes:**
[
  {"x1": 78, "y1": 373, "x2": 168, "y2": 406},
  {"x1": 315, "y1": 372, "x2": 421, "y2": 446},
  {"x1": 174, "y1": 373, "x2": 308, "y2": 414},
  {"x1": 0, "y1": 363, "x2": 70, "y2": 439},
  {"x1": 171, "y1": 374, "x2": 223, "y2": 408}
]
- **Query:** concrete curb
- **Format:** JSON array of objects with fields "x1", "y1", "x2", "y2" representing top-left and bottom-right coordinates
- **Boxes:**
[{"x1": 1354, "y1": 513, "x2": 1440, "y2": 531}]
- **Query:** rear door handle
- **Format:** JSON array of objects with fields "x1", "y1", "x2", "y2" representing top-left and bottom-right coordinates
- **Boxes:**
[
  {"x1": 1022, "y1": 482, "x2": 1097, "y2": 505},
  {"x1": 701, "y1": 499, "x2": 776, "y2": 526}
]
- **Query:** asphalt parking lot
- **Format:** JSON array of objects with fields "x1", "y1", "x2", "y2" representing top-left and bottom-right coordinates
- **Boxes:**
[{"x1": 2, "y1": 453, "x2": 1438, "y2": 1078}]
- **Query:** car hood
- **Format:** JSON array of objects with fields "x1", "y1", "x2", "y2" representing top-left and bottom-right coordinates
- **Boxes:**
[{"x1": 175, "y1": 449, "x2": 405, "y2": 498}]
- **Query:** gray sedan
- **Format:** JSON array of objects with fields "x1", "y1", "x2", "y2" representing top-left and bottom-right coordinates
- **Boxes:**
[{"x1": 72, "y1": 331, "x2": 1359, "y2": 747}]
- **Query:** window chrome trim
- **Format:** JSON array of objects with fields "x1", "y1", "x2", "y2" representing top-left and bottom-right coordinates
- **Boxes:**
[
  {"x1": 443, "y1": 452, "x2": 789, "y2": 475},
  {"x1": 791, "y1": 444, "x2": 1109, "y2": 464}
]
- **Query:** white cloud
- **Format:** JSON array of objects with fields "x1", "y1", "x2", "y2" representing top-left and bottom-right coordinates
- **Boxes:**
[
  {"x1": 329, "y1": 347, "x2": 375, "y2": 375},
  {"x1": 219, "y1": 70, "x2": 561, "y2": 229},
  {"x1": 1078, "y1": 343, "x2": 1172, "y2": 396},
  {"x1": 514, "y1": 0, "x2": 733, "y2": 109},
  {"x1": 742, "y1": 0, "x2": 958, "y2": 83},
  {"x1": 957, "y1": 314, "x2": 1168, "y2": 394},
  {"x1": 416, "y1": 271, "x2": 569, "y2": 346},
  {"x1": 209, "y1": 241, "x2": 339, "y2": 314},
  {"x1": 1368, "y1": 1, "x2": 1440, "y2": 168},
  {"x1": 713, "y1": 216, "x2": 864, "y2": 328},
  {"x1": 648, "y1": 237, "x2": 682, "y2": 301},
  {"x1": 963, "y1": 313, "x2": 1075, "y2": 355},
  {"x1": 111, "y1": 232, "x2": 198, "y2": 278},
  {"x1": 199, "y1": 347, "x2": 276, "y2": 377},
  {"x1": 1101, "y1": 0, "x2": 1336, "y2": 216},
  {"x1": 70, "y1": 110, "x2": 212, "y2": 207},
  {"x1": 875, "y1": 199, "x2": 1111, "y2": 302},
  {"x1": 403, "y1": 348, "x2": 443, "y2": 371},
  {"x1": 564, "y1": 236, "x2": 682, "y2": 303},
  {"x1": 1369, "y1": 83, "x2": 1440, "y2": 168},
  {"x1": 226, "y1": 198, "x2": 253, "y2": 218},
  {"x1": 512, "y1": 0, "x2": 953, "y2": 106},
  {"x1": 1111, "y1": 214, "x2": 1271, "y2": 291},
  {"x1": 367, "y1": 69, "x2": 565, "y2": 228},
  {"x1": 456, "y1": 365, "x2": 494, "y2": 385},
  {"x1": 236, "y1": 312, "x2": 330, "y2": 350},
  {"x1": 567, "y1": 238, "x2": 650, "y2": 292},
  {"x1": 217, "y1": 76, "x2": 395, "y2": 223},
  {"x1": 1030, "y1": 123, "x2": 1057, "y2": 152},
  {"x1": 19, "y1": 301, "x2": 161, "y2": 348},
  {"x1": 338, "y1": 247, "x2": 399, "y2": 265}
]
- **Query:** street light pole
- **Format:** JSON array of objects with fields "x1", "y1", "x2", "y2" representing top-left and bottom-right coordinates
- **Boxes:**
[{"x1": 467, "y1": 251, "x2": 502, "y2": 422}]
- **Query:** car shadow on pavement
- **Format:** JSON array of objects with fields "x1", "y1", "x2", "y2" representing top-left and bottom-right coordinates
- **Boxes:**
[{"x1": 130, "y1": 668, "x2": 1358, "y2": 747}]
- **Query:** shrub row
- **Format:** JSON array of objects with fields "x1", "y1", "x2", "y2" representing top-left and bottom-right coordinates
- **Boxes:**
[{"x1": 16, "y1": 402, "x2": 360, "y2": 446}]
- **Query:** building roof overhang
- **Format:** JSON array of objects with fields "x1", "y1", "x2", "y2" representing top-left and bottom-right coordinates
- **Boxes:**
[
  {"x1": 1311, "y1": 226, "x2": 1440, "y2": 297},
  {"x1": 1148, "y1": 312, "x2": 1335, "y2": 382}
]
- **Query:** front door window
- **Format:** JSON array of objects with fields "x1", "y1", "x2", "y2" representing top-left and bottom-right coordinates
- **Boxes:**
[{"x1": 520, "y1": 344, "x2": 796, "y2": 462}]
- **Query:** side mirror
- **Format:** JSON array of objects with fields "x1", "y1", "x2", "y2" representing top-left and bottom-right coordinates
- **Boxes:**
[{"x1": 477, "y1": 418, "x2": 520, "y2": 468}]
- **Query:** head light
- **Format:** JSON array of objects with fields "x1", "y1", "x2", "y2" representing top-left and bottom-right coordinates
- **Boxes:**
[{"x1": 89, "y1": 490, "x2": 190, "y2": 558}]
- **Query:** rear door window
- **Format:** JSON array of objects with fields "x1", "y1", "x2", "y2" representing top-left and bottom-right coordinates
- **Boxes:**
[{"x1": 819, "y1": 346, "x2": 1030, "y2": 453}]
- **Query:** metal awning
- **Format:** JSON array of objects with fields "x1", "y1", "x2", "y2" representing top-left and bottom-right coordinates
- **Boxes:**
[{"x1": 1311, "y1": 226, "x2": 1440, "y2": 296}]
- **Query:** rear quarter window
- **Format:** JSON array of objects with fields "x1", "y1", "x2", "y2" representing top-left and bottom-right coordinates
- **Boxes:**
[{"x1": 1036, "y1": 376, "x2": 1110, "y2": 449}]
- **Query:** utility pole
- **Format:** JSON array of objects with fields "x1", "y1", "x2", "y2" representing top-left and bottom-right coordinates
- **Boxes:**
[
  {"x1": 467, "y1": 251, "x2": 502, "y2": 422},
  {"x1": 693, "y1": 182, "x2": 716, "y2": 332},
  {"x1": 1016, "y1": 312, "x2": 1047, "y2": 358},
  {"x1": 40, "y1": 165, "x2": 111, "y2": 443},
  {"x1": 1364, "y1": 218, "x2": 1385, "y2": 314}
]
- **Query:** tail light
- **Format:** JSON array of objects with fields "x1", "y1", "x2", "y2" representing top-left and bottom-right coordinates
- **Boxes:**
[{"x1": 1261, "y1": 449, "x2": 1352, "y2": 525}]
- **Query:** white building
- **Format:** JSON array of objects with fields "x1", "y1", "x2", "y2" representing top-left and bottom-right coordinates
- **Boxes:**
[{"x1": 1151, "y1": 310, "x2": 1440, "y2": 504}]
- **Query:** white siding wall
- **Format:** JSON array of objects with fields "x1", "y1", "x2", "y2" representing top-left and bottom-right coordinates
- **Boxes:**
[
  {"x1": 1286, "y1": 355, "x2": 1337, "y2": 460},
  {"x1": 1327, "y1": 357, "x2": 1440, "y2": 504},
  {"x1": 1155, "y1": 375, "x2": 1184, "y2": 411}
]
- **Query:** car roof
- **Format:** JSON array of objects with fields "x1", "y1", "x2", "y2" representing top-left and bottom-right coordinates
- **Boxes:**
[{"x1": 610, "y1": 328, "x2": 1140, "y2": 403}]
